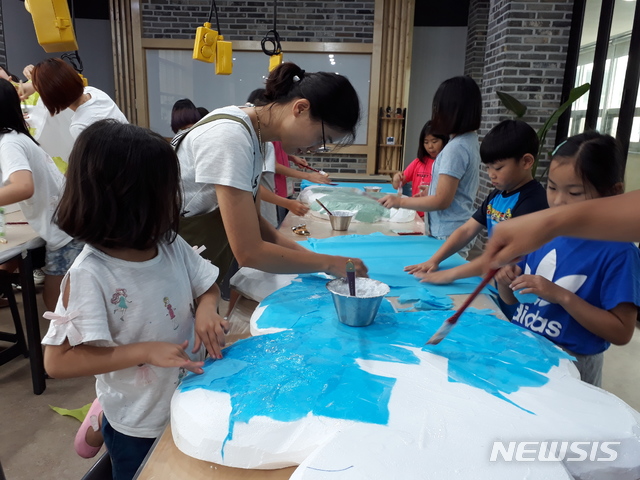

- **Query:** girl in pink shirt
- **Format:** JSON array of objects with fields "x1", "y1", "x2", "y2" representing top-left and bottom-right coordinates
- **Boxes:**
[{"x1": 392, "y1": 121, "x2": 447, "y2": 216}]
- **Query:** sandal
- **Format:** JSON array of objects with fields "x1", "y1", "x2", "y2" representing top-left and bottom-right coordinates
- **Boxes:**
[{"x1": 74, "y1": 398, "x2": 104, "y2": 458}]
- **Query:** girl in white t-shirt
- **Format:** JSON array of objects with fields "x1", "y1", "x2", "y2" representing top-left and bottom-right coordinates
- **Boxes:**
[
  {"x1": 0, "y1": 79, "x2": 82, "y2": 310},
  {"x1": 42, "y1": 120, "x2": 226, "y2": 480},
  {"x1": 31, "y1": 58, "x2": 128, "y2": 140}
]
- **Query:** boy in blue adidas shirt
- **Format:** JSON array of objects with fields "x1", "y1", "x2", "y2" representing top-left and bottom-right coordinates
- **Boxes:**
[
  {"x1": 497, "y1": 132, "x2": 640, "y2": 387},
  {"x1": 406, "y1": 120, "x2": 548, "y2": 283}
]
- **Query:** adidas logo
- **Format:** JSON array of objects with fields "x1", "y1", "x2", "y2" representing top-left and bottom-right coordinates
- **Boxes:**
[{"x1": 512, "y1": 249, "x2": 587, "y2": 337}]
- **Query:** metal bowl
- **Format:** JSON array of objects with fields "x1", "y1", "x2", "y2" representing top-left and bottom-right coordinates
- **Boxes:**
[{"x1": 326, "y1": 278, "x2": 390, "y2": 327}]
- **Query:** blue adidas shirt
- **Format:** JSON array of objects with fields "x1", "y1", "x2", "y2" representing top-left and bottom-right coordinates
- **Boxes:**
[
  {"x1": 513, "y1": 237, "x2": 640, "y2": 355},
  {"x1": 472, "y1": 180, "x2": 548, "y2": 236}
]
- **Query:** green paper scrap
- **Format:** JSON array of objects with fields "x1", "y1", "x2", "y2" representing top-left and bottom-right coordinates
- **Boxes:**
[{"x1": 49, "y1": 403, "x2": 92, "y2": 423}]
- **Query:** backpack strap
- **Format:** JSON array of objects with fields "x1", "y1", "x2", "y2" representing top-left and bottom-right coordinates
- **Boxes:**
[{"x1": 171, "y1": 113, "x2": 253, "y2": 152}]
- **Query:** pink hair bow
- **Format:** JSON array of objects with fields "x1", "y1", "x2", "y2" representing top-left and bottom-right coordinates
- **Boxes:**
[{"x1": 43, "y1": 311, "x2": 82, "y2": 346}]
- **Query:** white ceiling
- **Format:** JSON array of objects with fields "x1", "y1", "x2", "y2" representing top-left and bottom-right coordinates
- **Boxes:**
[{"x1": 581, "y1": 0, "x2": 637, "y2": 46}]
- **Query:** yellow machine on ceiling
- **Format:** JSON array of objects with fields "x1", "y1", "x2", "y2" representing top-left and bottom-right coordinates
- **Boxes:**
[
  {"x1": 192, "y1": 0, "x2": 232, "y2": 75},
  {"x1": 24, "y1": 0, "x2": 78, "y2": 52}
]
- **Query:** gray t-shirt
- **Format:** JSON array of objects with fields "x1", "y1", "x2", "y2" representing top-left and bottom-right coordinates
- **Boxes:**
[{"x1": 427, "y1": 132, "x2": 480, "y2": 238}]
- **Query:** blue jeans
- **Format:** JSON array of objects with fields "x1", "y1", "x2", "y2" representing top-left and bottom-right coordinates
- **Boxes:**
[{"x1": 102, "y1": 415, "x2": 156, "y2": 480}]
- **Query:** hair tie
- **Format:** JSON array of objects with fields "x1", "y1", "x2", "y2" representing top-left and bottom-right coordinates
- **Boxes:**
[
  {"x1": 552, "y1": 140, "x2": 568, "y2": 157},
  {"x1": 293, "y1": 70, "x2": 305, "y2": 83}
]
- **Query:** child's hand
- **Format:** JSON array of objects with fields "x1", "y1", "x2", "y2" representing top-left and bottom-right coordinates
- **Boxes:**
[
  {"x1": 23, "y1": 64, "x2": 34, "y2": 80},
  {"x1": 288, "y1": 200, "x2": 310, "y2": 216},
  {"x1": 146, "y1": 340, "x2": 204, "y2": 374},
  {"x1": 495, "y1": 265, "x2": 522, "y2": 286},
  {"x1": 405, "y1": 259, "x2": 439, "y2": 275},
  {"x1": 194, "y1": 308, "x2": 229, "y2": 360},
  {"x1": 392, "y1": 172, "x2": 404, "y2": 189},
  {"x1": 416, "y1": 269, "x2": 455, "y2": 285},
  {"x1": 290, "y1": 155, "x2": 308, "y2": 167},
  {"x1": 509, "y1": 274, "x2": 565, "y2": 304},
  {"x1": 306, "y1": 172, "x2": 332, "y2": 184},
  {"x1": 378, "y1": 194, "x2": 402, "y2": 209}
]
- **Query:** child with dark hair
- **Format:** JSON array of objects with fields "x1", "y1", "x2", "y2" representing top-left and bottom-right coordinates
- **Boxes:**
[
  {"x1": 378, "y1": 76, "x2": 483, "y2": 250},
  {"x1": 408, "y1": 120, "x2": 548, "y2": 284},
  {"x1": 42, "y1": 119, "x2": 226, "y2": 478},
  {"x1": 170, "y1": 98, "x2": 202, "y2": 134},
  {"x1": 0, "y1": 79, "x2": 82, "y2": 310},
  {"x1": 0, "y1": 65, "x2": 19, "y2": 83},
  {"x1": 392, "y1": 121, "x2": 447, "y2": 217},
  {"x1": 31, "y1": 58, "x2": 127, "y2": 139},
  {"x1": 497, "y1": 131, "x2": 640, "y2": 386},
  {"x1": 175, "y1": 62, "x2": 367, "y2": 279}
]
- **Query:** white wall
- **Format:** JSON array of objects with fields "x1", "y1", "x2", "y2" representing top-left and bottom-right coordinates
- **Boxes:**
[
  {"x1": 403, "y1": 26, "x2": 468, "y2": 167},
  {"x1": 1, "y1": 0, "x2": 114, "y2": 97}
]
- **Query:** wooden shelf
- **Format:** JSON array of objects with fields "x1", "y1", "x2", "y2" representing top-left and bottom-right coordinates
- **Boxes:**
[
  {"x1": 378, "y1": 144, "x2": 402, "y2": 148},
  {"x1": 379, "y1": 117, "x2": 405, "y2": 121}
]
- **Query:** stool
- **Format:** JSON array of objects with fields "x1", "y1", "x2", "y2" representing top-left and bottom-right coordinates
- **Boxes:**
[{"x1": 0, "y1": 270, "x2": 29, "y2": 366}]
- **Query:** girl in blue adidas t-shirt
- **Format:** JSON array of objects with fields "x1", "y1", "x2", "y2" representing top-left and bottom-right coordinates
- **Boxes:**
[{"x1": 497, "y1": 131, "x2": 640, "y2": 387}]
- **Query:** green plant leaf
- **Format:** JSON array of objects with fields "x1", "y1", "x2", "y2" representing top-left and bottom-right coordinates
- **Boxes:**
[
  {"x1": 497, "y1": 91, "x2": 527, "y2": 118},
  {"x1": 532, "y1": 83, "x2": 591, "y2": 178}
]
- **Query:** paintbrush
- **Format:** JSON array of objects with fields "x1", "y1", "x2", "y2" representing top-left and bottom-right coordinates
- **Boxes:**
[
  {"x1": 397, "y1": 183, "x2": 403, "y2": 196},
  {"x1": 346, "y1": 259, "x2": 356, "y2": 296},
  {"x1": 302, "y1": 164, "x2": 328, "y2": 175},
  {"x1": 315, "y1": 199, "x2": 333, "y2": 216},
  {"x1": 426, "y1": 269, "x2": 499, "y2": 345}
]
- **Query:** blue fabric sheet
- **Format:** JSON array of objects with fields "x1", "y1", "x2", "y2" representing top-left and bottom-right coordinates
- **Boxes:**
[
  {"x1": 180, "y1": 275, "x2": 572, "y2": 451},
  {"x1": 302, "y1": 233, "x2": 493, "y2": 296},
  {"x1": 177, "y1": 234, "x2": 571, "y2": 453}
]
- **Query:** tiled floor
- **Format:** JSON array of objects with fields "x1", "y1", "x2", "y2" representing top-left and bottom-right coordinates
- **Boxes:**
[{"x1": 1, "y1": 289, "x2": 639, "y2": 480}]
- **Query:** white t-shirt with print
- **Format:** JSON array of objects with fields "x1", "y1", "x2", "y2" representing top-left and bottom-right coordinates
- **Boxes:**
[
  {"x1": 177, "y1": 106, "x2": 263, "y2": 217},
  {"x1": 42, "y1": 236, "x2": 219, "y2": 438},
  {"x1": 0, "y1": 131, "x2": 72, "y2": 250},
  {"x1": 69, "y1": 87, "x2": 128, "y2": 139}
]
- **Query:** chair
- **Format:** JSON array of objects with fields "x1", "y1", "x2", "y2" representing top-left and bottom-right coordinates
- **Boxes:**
[
  {"x1": 80, "y1": 452, "x2": 112, "y2": 480},
  {"x1": 0, "y1": 270, "x2": 29, "y2": 367}
]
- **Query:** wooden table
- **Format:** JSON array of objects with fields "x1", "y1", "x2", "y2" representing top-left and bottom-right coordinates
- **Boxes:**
[
  {"x1": 136, "y1": 425, "x2": 296, "y2": 480},
  {"x1": 0, "y1": 211, "x2": 45, "y2": 394},
  {"x1": 135, "y1": 210, "x2": 503, "y2": 478},
  {"x1": 281, "y1": 211, "x2": 425, "y2": 241}
]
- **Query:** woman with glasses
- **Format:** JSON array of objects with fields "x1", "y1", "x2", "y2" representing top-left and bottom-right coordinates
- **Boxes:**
[{"x1": 174, "y1": 62, "x2": 367, "y2": 281}]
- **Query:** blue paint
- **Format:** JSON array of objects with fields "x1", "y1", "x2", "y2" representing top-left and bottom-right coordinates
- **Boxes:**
[
  {"x1": 514, "y1": 289, "x2": 539, "y2": 304},
  {"x1": 302, "y1": 234, "x2": 493, "y2": 296},
  {"x1": 397, "y1": 286, "x2": 453, "y2": 310},
  {"x1": 179, "y1": 274, "x2": 573, "y2": 448}
]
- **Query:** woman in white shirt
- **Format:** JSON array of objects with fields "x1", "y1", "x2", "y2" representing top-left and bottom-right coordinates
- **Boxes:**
[
  {"x1": 175, "y1": 62, "x2": 367, "y2": 279},
  {"x1": 30, "y1": 58, "x2": 128, "y2": 139}
]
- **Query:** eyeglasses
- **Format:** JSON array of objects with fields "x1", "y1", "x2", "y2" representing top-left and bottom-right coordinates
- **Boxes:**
[{"x1": 316, "y1": 120, "x2": 331, "y2": 153}]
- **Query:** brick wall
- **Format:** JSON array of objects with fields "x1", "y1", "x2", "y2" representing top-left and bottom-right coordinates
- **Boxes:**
[
  {"x1": 291, "y1": 153, "x2": 369, "y2": 191},
  {"x1": 141, "y1": 0, "x2": 375, "y2": 42},
  {"x1": 471, "y1": 0, "x2": 574, "y2": 248},
  {"x1": 142, "y1": 0, "x2": 374, "y2": 175},
  {"x1": 464, "y1": 0, "x2": 489, "y2": 85}
]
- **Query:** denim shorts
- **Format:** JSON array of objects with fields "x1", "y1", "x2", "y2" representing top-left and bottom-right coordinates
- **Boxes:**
[{"x1": 43, "y1": 240, "x2": 84, "y2": 276}]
